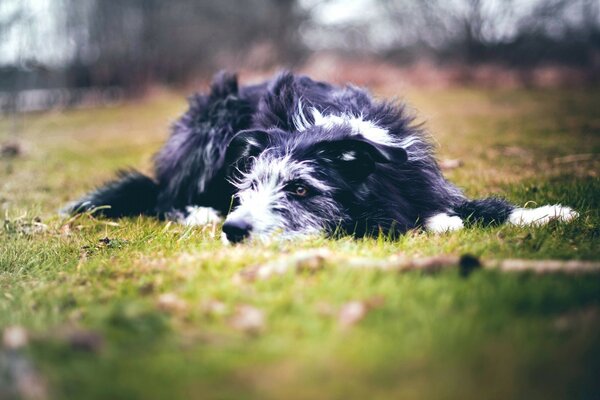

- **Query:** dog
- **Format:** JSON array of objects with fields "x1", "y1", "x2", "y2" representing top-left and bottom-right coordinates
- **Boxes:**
[{"x1": 63, "y1": 71, "x2": 578, "y2": 243}]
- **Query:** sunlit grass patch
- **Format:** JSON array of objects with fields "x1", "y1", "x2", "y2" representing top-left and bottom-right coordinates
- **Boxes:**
[{"x1": 1, "y1": 87, "x2": 599, "y2": 399}]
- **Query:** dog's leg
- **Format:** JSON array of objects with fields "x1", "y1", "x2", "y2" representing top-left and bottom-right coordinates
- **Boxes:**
[
  {"x1": 181, "y1": 206, "x2": 223, "y2": 226},
  {"x1": 454, "y1": 197, "x2": 514, "y2": 225},
  {"x1": 62, "y1": 170, "x2": 159, "y2": 218},
  {"x1": 425, "y1": 212, "x2": 464, "y2": 233},
  {"x1": 454, "y1": 198, "x2": 578, "y2": 228},
  {"x1": 507, "y1": 205, "x2": 578, "y2": 226}
]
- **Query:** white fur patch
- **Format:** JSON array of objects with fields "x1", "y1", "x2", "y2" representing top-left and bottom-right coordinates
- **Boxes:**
[
  {"x1": 183, "y1": 206, "x2": 222, "y2": 226},
  {"x1": 340, "y1": 151, "x2": 356, "y2": 161},
  {"x1": 293, "y1": 106, "x2": 425, "y2": 160},
  {"x1": 230, "y1": 183, "x2": 285, "y2": 235},
  {"x1": 508, "y1": 205, "x2": 578, "y2": 226},
  {"x1": 233, "y1": 154, "x2": 332, "y2": 193},
  {"x1": 221, "y1": 232, "x2": 231, "y2": 245},
  {"x1": 425, "y1": 213, "x2": 464, "y2": 233},
  {"x1": 311, "y1": 109, "x2": 394, "y2": 146},
  {"x1": 227, "y1": 152, "x2": 338, "y2": 241}
]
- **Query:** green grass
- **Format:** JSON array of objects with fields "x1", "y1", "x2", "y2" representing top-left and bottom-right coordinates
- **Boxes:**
[{"x1": 1, "y1": 87, "x2": 599, "y2": 400}]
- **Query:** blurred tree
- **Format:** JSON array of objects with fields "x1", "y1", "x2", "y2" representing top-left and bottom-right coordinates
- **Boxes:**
[
  {"x1": 380, "y1": 0, "x2": 600, "y2": 66},
  {"x1": 57, "y1": 0, "x2": 308, "y2": 91},
  {"x1": 1, "y1": 0, "x2": 599, "y2": 94}
]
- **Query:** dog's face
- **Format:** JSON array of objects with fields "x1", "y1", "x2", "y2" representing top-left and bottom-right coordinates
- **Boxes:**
[{"x1": 221, "y1": 127, "x2": 407, "y2": 243}]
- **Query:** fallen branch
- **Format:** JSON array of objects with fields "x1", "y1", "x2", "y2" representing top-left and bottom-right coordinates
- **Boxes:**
[
  {"x1": 553, "y1": 153, "x2": 598, "y2": 164},
  {"x1": 234, "y1": 250, "x2": 600, "y2": 282},
  {"x1": 490, "y1": 259, "x2": 600, "y2": 274}
]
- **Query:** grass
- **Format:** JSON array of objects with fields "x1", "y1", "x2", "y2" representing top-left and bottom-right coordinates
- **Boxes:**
[{"x1": 1, "y1": 85, "x2": 599, "y2": 399}]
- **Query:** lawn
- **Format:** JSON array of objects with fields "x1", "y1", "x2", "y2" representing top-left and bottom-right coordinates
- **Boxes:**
[{"x1": 1, "y1": 84, "x2": 599, "y2": 400}]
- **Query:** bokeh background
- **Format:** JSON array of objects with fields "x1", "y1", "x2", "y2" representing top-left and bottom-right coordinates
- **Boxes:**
[
  {"x1": 1, "y1": 0, "x2": 599, "y2": 115},
  {"x1": 1, "y1": 3, "x2": 600, "y2": 400}
]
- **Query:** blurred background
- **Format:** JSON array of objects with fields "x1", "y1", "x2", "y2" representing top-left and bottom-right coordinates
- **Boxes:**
[{"x1": 0, "y1": 0, "x2": 599, "y2": 114}]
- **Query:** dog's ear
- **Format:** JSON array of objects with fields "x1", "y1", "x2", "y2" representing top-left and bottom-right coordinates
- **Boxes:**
[
  {"x1": 224, "y1": 129, "x2": 270, "y2": 169},
  {"x1": 314, "y1": 137, "x2": 407, "y2": 182}
]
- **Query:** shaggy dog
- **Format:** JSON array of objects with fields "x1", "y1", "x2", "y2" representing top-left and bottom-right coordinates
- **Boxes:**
[{"x1": 64, "y1": 71, "x2": 577, "y2": 243}]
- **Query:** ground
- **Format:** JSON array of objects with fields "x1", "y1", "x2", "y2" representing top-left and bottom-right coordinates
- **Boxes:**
[{"x1": 1, "y1": 85, "x2": 599, "y2": 400}]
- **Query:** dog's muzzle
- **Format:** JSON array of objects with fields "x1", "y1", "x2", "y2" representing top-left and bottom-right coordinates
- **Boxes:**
[{"x1": 222, "y1": 218, "x2": 253, "y2": 243}]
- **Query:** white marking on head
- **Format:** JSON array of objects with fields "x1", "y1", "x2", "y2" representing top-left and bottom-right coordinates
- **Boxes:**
[
  {"x1": 340, "y1": 151, "x2": 356, "y2": 161},
  {"x1": 508, "y1": 205, "x2": 578, "y2": 226},
  {"x1": 229, "y1": 177, "x2": 284, "y2": 235},
  {"x1": 227, "y1": 153, "x2": 333, "y2": 240},
  {"x1": 292, "y1": 99, "x2": 313, "y2": 132},
  {"x1": 311, "y1": 108, "x2": 394, "y2": 146},
  {"x1": 292, "y1": 106, "x2": 426, "y2": 160},
  {"x1": 398, "y1": 135, "x2": 421, "y2": 149},
  {"x1": 425, "y1": 213, "x2": 464, "y2": 233},
  {"x1": 231, "y1": 153, "x2": 332, "y2": 193}
]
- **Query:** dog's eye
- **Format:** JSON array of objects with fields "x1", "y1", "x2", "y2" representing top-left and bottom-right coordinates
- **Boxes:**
[
  {"x1": 295, "y1": 185, "x2": 308, "y2": 197},
  {"x1": 287, "y1": 183, "x2": 309, "y2": 197}
]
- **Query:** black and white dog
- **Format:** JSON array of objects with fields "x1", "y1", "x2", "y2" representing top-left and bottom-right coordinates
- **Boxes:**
[{"x1": 64, "y1": 71, "x2": 577, "y2": 243}]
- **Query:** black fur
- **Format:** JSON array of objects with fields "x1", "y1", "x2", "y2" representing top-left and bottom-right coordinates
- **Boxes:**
[
  {"x1": 64, "y1": 170, "x2": 159, "y2": 218},
  {"x1": 455, "y1": 198, "x2": 515, "y2": 226},
  {"x1": 64, "y1": 71, "x2": 528, "y2": 240}
]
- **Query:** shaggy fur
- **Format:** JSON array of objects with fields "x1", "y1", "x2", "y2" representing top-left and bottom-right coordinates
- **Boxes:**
[{"x1": 64, "y1": 71, "x2": 578, "y2": 243}]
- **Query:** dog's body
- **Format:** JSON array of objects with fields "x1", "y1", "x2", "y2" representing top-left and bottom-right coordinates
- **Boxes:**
[{"x1": 65, "y1": 72, "x2": 577, "y2": 242}]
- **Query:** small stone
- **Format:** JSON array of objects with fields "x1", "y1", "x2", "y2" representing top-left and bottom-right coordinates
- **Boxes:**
[{"x1": 439, "y1": 159, "x2": 463, "y2": 170}]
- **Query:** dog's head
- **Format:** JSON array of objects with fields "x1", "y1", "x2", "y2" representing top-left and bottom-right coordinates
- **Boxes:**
[{"x1": 221, "y1": 124, "x2": 408, "y2": 243}]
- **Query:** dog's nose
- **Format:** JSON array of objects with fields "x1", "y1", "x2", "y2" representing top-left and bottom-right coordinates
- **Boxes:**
[{"x1": 222, "y1": 219, "x2": 252, "y2": 243}]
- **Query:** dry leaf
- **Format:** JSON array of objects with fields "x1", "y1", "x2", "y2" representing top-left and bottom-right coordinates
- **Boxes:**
[
  {"x1": 0, "y1": 140, "x2": 23, "y2": 158},
  {"x1": 157, "y1": 293, "x2": 188, "y2": 313},
  {"x1": 315, "y1": 301, "x2": 336, "y2": 317},
  {"x1": 201, "y1": 299, "x2": 227, "y2": 316},
  {"x1": 338, "y1": 301, "x2": 368, "y2": 328},
  {"x1": 235, "y1": 248, "x2": 331, "y2": 282},
  {"x1": 502, "y1": 146, "x2": 529, "y2": 157},
  {"x1": 439, "y1": 158, "x2": 463, "y2": 170},
  {"x1": 293, "y1": 249, "x2": 330, "y2": 272},
  {"x1": 59, "y1": 224, "x2": 72, "y2": 237},
  {"x1": 67, "y1": 330, "x2": 104, "y2": 353},
  {"x1": 364, "y1": 295, "x2": 386, "y2": 308},
  {"x1": 338, "y1": 296, "x2": 386, "y2": 328},
  {"x1": 230, "y1": 305, "x2": 265, "y2": 334}
]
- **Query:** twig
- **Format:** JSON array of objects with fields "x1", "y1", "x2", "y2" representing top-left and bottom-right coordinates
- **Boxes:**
[
  {"x1": 553, "y1": 153, "x2": 598, "y2": 164},
  {"x1": 234, "y1": 250, "x2": 600, "y2": 282},
  {"x1": 490, "y1": 259, "x2": 600, "y2": 274}
]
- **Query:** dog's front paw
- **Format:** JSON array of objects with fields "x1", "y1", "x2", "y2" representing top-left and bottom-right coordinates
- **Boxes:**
[
  {"x1": 425, "y1": 213, "x2": 464, "y2": 233},
  {"x1": 508, "y1": 204, "x2": 579, "y2": 226},
  {"x1": 183, "y1": 206, "x2": 223, "y2": 226}
]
